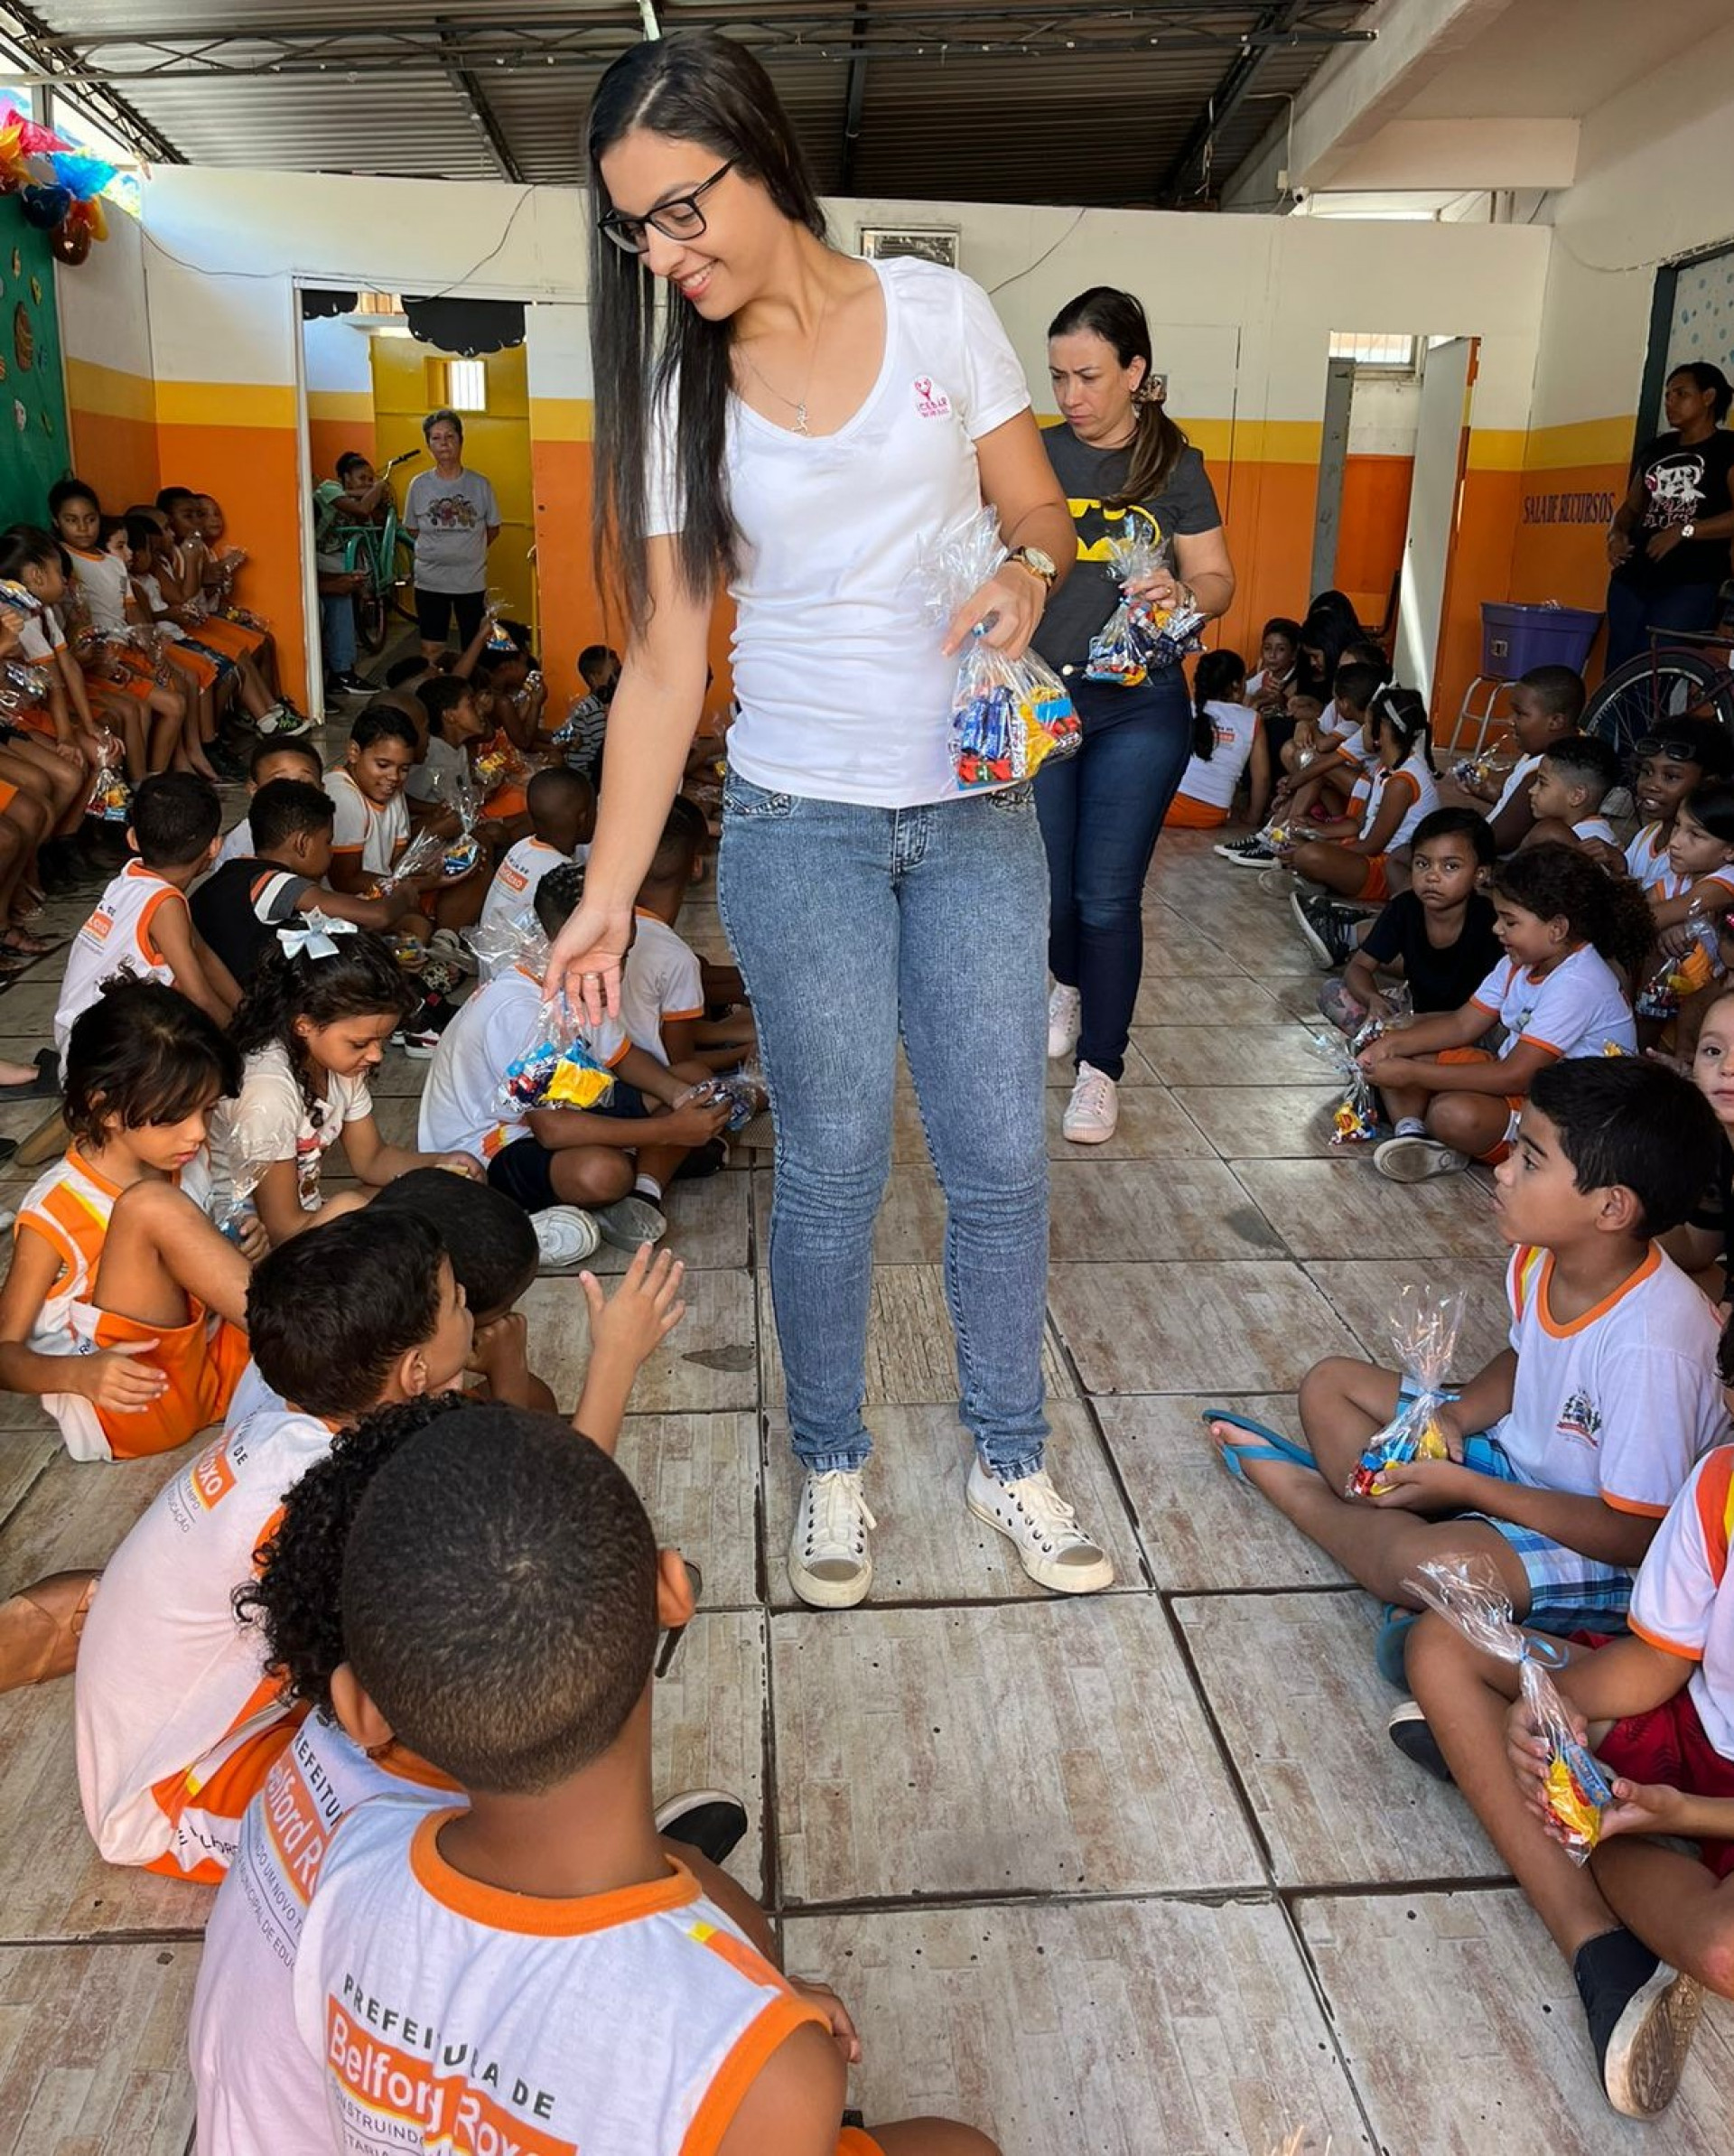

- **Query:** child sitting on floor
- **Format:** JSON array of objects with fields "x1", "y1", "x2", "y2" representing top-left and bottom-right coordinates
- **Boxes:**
[
  {"x1": 1164, "y1": 649, "x2": 1270, "y2": 831},
  {"x1": 1462, "y1": 664, "x2": 1587, "y2": 854},
  {"x1": 1359, "y1": 843, "x2": 1651, "y2": 1184},
  {"x1": 1278, "y1": 684, "x2": 1440, "y2": 904},
  {"x1": 555, "y1": 640, "x2": 621, "y2": 779},
  {"x1": 1208, "y1": 1057, "x2": 1728, "y2": 1670},
  {"x1": 1522, "y1": 735, "x2": 1623, "y2": 854},
  {"x1": 623, "y1": 796, "x2": 711, "y2": 1072},
  {"x1": 0, "y1": 981, "x2": 253, "y2": 1464},
  {"x1": 291, "y1": 1408, "x2": 999, "y2": 2156},
  {"x1": 408, "y1": 673, "x2": 489, "y2": 826},
  {"x1": 1623, "y1": 719, "x2": 1734, "y2": 888},
  {"x1": 210, "y1": 928, "x2": 481, "y2": 1247},
  {"x1": 323, "y1": 705, "x2": 418, "y2": 894},
  {"x1": 1402, "y1": 1328, "x2": 1734, "y2": 2118},
  {"x1": 1313, "y1": 808, "x2": 1500, "y2": 1029},
  {"x1": 52, "y1": 772, "x2": 238, "y2": 1059},
  {"x1": 476, "y1": 765, "x2": 595, "y2": 978},
  {"x1": 191, "y1": 779, "x2": 426, "y2": 989},
  {"x1": 189, "y1": 1246, "x2": 700, "y2": 2156},
  {"x1": 211, "y1": 734, "x2": 325, "y2": 871},
  {"x1": 1246, "y1": 614, "x2": 1300, "y2": 714},
  {"x1": 71, "y1": 1209, "x2": 473, "y2": 1879},
  {"x1": 418, "y1": 863, "x2": 730, "y2": 1246}
]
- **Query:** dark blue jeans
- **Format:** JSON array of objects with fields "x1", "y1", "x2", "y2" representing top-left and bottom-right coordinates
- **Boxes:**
[
  {"x1": 1035, "y1": 668, "x2": 1192, "y2": 1080},
  {"x1": 1603, "y1": 574, "x2": 1724, "y2": 674}
]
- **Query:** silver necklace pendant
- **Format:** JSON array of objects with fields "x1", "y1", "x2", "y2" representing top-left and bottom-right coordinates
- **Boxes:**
[{"x1": 794, "y1": 405, "x2": 809, "y2": 436}]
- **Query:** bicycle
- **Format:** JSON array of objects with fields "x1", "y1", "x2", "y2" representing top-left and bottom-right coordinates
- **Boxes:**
[
  {"x1": 1582, "y1": 580, "x2": 1734, "y2": 759},
  {"x1": 337, "y1": 448, "x2": 422, "y2": 656}
]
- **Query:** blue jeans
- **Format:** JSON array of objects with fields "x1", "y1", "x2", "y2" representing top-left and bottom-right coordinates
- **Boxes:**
[
  {"x1": 1036, "y1": 668, "x2": 1192, "y2": 1079},
  {"x1": 319, "y1": 590, "x2": 357, "y2": 677},
  {"x1": 1603, "y1": 574, "x2": 1723, "y2": 674},
  {"x1": 716, "y1": 771, "x2": 1050, "y2": 1479}
]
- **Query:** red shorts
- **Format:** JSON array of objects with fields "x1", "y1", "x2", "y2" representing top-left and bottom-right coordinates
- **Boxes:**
[{"x1": 1599, "y1": 1686, "x2": 1734, "y2": 1880}]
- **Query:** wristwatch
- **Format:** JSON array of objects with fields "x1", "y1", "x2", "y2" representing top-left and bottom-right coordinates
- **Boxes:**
[
  {"x1": 1007, "y1": 545, "x2": 1057, "y2": 591},
  {"x1": 1682, "y1": 522, "x2": 1697, "y2": 540}
]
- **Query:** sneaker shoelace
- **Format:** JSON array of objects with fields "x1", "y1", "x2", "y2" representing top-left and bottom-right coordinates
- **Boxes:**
[
  {"x1": 804, "y1": 1470, "x2": 877, "y2": 1559},
  {"x1": 1069, "y1": 1069, "x2": 1114, "y2": 1122},
  {"x1": 998, "y1": 1470, "x2": 1095, "y2": 1555}
]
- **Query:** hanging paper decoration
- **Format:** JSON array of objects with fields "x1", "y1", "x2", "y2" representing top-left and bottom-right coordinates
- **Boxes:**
[
  {"x1": 0, "y1": 108, "x2": 139, "y2": 260},
  {"x1": 48, "y1": 153, "x2": 117, "y2": 201}
]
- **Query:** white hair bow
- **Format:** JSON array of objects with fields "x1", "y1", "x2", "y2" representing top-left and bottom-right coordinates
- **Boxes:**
[{"x1": 278, "y1": 913, "x2": 359, "y2": 963}]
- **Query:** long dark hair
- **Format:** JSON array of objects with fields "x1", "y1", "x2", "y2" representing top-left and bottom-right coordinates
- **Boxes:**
[
  {"x1": 586, "y1": 33, "x2": 828, "y2": 624},
  {"x1": 1491, "y1": 842, "x2": 1656, "y2": 983},
  {"x1": 1048, "y1": 287, "x2": 1187, "y2": 512},
  {"x1": 1370, "y1": 683, "x2": 1435, "y2": 774},
  {"x1": 1190, "y1": 649, "x2": 1245, "y2": 760},
  {"x1": 230, "y1": 931, "x2": 419, "y2": 1133}
]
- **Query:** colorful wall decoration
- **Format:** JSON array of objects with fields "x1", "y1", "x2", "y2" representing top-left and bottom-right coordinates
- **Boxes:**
[{"x1": 0, "y1": 192, "x2": 69, "y2": 524}]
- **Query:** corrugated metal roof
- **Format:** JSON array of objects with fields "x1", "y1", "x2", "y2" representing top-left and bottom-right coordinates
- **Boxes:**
[{"x1": 18, "y1": 4, "x2": 1376, "y2": 205}]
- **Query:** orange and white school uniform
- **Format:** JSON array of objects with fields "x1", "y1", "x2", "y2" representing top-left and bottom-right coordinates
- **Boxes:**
[
  {"x1": 1165, "y1": 698, "x2": 1261, "y2": 829},
  {"x1": 293, "y1": 1801, "x2": 845, "y2": 2156},
  {"x1": 1625, "y1": 821, "x2": 1673, "y2": 891},
  {"x1": 65, "y1": 545, "x2": 159, "y2": 705},
  {"x1": 1571, "y1": 814, "x2": 1619, "y2": 846},
  {"x1": 619, "y1": 910, "x2": 704, "y2": 1066},
  {"x1": 52, "y1": 860, "x2": 186, "y2": 1063},
  {"x1": 171, "y1": 537, "x2": 267, "y2": 662},
  {"x1": 418, "y1": 962, "x2": 629, "y2": 1161},
  {"x1": 191, "y1": 1713, "x2": 461, "y2": 2156},
  {"x1": 324, "y1": 768, "x2": 408, "y2": 883},
  {"x1": 1347, "y1": 751, "x2": 1440, "y2": 901},
  {"x1": 1467, "y1": 945, "x2": 1638, "y2": 1063},
  {"x1": 476, "y1": 835, "x2": 577, "y2": 981},
  {"x1": 9, "y1": 604, "x2": 66, "y2": 742},
  {"x1": 13, "y1": 1148, "x2": 247, "y2": 1461},
  {"x1": 73, "y1": 1400, "x2": 340, "y2": 1879}
]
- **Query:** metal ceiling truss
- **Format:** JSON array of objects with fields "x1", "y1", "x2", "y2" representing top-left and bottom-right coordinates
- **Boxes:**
[
  {"x1": 0, "y1": 0, "x2": 180, "y2": 160},
  {"x1": 1158, "y1": 0, "x2": 1307, "y2": 204},
  {"x1": 433, "y1": 14, "x2": 522, "y2": 183},
  {"x1": 14, "y1": 6, "x2": 1376, "y2": 82}
]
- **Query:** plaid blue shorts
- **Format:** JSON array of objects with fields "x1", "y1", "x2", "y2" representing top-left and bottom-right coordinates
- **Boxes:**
[{"x1": 1394, "y1": 1378, "x2": 1634, "y2": 1635}]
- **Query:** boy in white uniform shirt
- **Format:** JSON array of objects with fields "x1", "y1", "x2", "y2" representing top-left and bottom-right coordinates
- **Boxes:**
[
  {"x1": 1522, "y1": 737, "x2": 1624, "y2": 854},
  {"x1": 419, "y1": 863, "x2": 728, "y2": 1242},
  {"x1": 475, "y1": 766, "x2": 594, "y2": 979},
  {"x1": 323, "y1": 706, "x2": 416, "y2": 891},
  {"x1": 210, "y1": 737, "x2": 325, "y2": 874},
  {"x1": 1208, "y1": 1059, "x2": 1729, "y2": 1683},
  {"x1": 620, "y1": 796, "x2": 708, "y2": 1068}
]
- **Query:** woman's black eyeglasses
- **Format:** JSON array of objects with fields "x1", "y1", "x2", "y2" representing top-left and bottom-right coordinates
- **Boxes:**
[{"x1": 598, "y1": 159, "x2": 738, "y2": 256}]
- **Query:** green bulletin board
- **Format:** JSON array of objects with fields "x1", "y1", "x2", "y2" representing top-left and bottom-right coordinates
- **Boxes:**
[{"x1": 0, "y1": 193, "x2": 70, "y2": 525}]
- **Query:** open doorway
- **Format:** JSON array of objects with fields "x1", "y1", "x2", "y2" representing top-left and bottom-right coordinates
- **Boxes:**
[
  {"x1": 298, "y1": 290, "x2": 536, "y2": 711},
  {"x1": 1311, "y1": 332, "x2": 1479, "y2": 712}
]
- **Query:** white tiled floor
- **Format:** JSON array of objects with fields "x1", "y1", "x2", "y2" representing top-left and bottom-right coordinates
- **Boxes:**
[{"x1": 1, "y1": 821, "x2": 1731, "y2": 2153}]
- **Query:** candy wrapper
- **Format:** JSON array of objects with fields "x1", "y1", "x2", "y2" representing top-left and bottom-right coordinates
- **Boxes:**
[
  {"x1": 1407, "y1": 1555, "x2": 1613, "y2": 1861},
  {"x1": 498, "y1": 994, "x2": 615, "y2": 1114},
  {"x1": 84, "y1": 726, "x2": 131, "y2": 825},
  {"x1": 916, "y1": 508, "x2": 1080, "y2": 791},
  {"x1": 1451, "y1": 739, "x2": 1515, "y2": 791},
  {"x1": 1636, "y1": 898, "x2": 1717, "y2": 1021},
  {"x1": 372, "y1": 826, "x2": 445, "y2": 895},
  {"x1": 675, "y1": 1063, "x2": 768, "y2": 1134},
  {"x1": 1345, "y1": 1284, "x2": 1465, "y2": 1498},
  {"x1": 1083, "y1": 527, "x2": 1205, "y2": 686},
  {"x1": 463, "y1": 905, "x2": 551, "y2": 982},
  {"x1": 1306, "y1": 1026, "x2": 1382, "y2": 1146}
]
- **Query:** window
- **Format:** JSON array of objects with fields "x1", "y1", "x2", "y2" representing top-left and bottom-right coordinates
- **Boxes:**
[
  {"x1": 1328, "y1": 332, "x2": 1418, "y2": 371},
  {"x1": 435, "y1": 358, "x2": 488, "y2": 413}
]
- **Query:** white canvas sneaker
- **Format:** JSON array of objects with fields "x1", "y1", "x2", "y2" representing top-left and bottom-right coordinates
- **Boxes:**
[
  {"x1": 1046, "y1": 983, "x2": 1081, "y2": 1060},
  {"x1": 788, "y1": 1468, "x2": 876, "y2": 1608},
  {"x1": 965, "y1": 1457, "x2": 1114, "y2": 1593},
  {"x1": 1061, "y1": 1060, "x2": 1118, "y2": 1144}
]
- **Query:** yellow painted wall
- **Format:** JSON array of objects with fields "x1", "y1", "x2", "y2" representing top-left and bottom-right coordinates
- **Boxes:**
[{"x1": 368, "y1": 336, "x2": 536, "y2": 640}]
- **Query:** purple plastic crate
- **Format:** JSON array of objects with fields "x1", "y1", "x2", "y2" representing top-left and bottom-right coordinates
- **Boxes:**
[{"x1": 1479, "y1": 602, "x2": 1600, "y2": 680}]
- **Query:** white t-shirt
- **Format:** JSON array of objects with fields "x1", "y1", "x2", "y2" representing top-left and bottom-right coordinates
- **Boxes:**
[
  {"x1": 477, "y1": 836, "x2": 570, "y2": 980},
  {"x1": 207, "y1": 1042, "x2": 373, "y2": 1216},
  {"x1": 293, "y1": 1804, "x2": 825, "y2": 2156},
  {"x1": 67, "y1": 545, "x2": 135, "y2": 637},
  {"x1": 1467, "y1": 944, "x2": 1637, "y2": 1059},
  {"x1": 1174, "y1": 700, "x2": 1260, "y2": 813},
  {"x1": 1626, "y1": 822, "x2": 1672, "y2": 890},
  {"x1": 73, "y1": 1402, "x2": 336, "y2": 1875},
  {"x1": 1359, "y1": 753, "x2": 1440, "y2": 854},
  {"x1": 53, "y1": 862, "x2": 183, "y2": 1059},
  {"x1": 213, "y1": 816, "x2": 256, "y2": 872},
  {"x1": 190, "y1": 1714, "x2": 459, "y2": 2156},
  {"x1": 1572, "y1": 815, "x2": 1618, "y2": 845},
  {"x1": 406, "y1": 731, "x2": 469, "y2": 807},
  {"x1": 418, "y1": 964, "x2": 628, "y2": 1160},
  {"x1": 1488, "y1": 751, "x2": 1543, "y2": 822},
  {"x1": 404, "y1": 467, "x2": 499, "y2": 594},
  {"x1": 619, "y1": 911, "x2": 705, "y2": 1066},
  {"x1": 647, "y1": 256, "x2": 1031, "y2": 809},
  {"x1": 1489, "y1": 1243, "x2": 1729, "y2": 1512},
  {"x1": 1628, "y1": 1446, "x2": 1734, "y2": 1761},
  {"x1": 324, "y1": 768, "x2": 408, "y2": 880},
  {"x1": 1331, "y1": 723, "x2": 1380, "y2": 773}
]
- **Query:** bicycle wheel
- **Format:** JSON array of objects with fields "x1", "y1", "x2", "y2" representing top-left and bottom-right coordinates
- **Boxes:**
[
  {"x1": 355, "y1": 579, "x2": 387, "y2": 655},
  {"x1": 1584, "y1": 649, "x2": 1734, "y2": 761},
  {"x1": 389, "y1": 533, "x2": 419, "y2": 624}
]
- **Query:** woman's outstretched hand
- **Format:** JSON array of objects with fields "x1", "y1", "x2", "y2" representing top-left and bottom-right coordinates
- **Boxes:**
[
  {"x1": 544, "y1": 896, "x2": 635, "y2": 1028},
  {"x1": 942, "y1": 562, "x2": 1046, "y2": 660}
]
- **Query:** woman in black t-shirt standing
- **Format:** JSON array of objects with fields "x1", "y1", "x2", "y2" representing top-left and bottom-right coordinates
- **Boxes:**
[
  {"x1": 1605, "y1": 362, "x2": 1734, "y2": 673},
  {"x1": 1035, "y1": 288, "x2": 1235, "y2": 1144}
]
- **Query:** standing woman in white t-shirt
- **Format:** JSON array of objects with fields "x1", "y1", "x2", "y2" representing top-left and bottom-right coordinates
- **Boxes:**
[{"x1": 548, "y1": 33, "x2": 1113, "y2": 1609}]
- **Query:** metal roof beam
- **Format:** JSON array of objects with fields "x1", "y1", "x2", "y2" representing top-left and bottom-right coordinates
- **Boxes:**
[
  {"x1": 839, "y1": 0, "x2": 869, "y2": 192},
  {"x1": 0, "y1": 0, "x2": 181, "y2": 159},
  {"x1": 434, "y1": 15, "x2": 523, "y2": 184},
  {"x1": 1157, "y1": 0, "x2": 1310, "y2": 205}
]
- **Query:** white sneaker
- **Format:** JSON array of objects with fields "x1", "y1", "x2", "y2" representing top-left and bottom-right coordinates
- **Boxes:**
[
  {"x1": 1046, "y1": 983, "x2": 1081, "y2": 1060},
  {"x1": 1374, "y1": 1135, "x2": 1468, "y2": 1182},
  {"x1": 429, "y1": 927, "x2": 478, "y2": 976},
  {"x1": 788, "y1": 1468, "x2": 876, "y2": 1609},
  {"x1": 1062, "y1": 1060, "x2": 1118, "y2": 1143},
  {"x1": 965, "y1": 1456, "x2": 1114, "y2": 1594}
]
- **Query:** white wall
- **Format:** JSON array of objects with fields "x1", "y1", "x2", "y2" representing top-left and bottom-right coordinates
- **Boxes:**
[{"x1": 303, "y1": 312, "x2": 373, "y2": 399}]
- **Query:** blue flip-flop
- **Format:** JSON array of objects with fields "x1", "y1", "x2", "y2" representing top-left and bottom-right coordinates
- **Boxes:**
[{"x1": 1202, "y1": 1406, "x2": 1318, "y2": 1482}]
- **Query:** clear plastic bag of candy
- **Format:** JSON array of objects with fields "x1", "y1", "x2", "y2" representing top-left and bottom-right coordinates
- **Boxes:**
[
  {"x1": 463, "y1": 903, "x2": 550, "y2": 982},
  {"x1": 497, "y1": 993, "x2": 616, "y2": 1115},
  {"x1": 674, "y1": 1062, "x2": 768, "y2": 1134},
  {"x1": 83, "y1": 727, "x2": 132, "y2": 825},
  {"x1": 1084, "y1": 527, "x2": 1206, "y2": 686},
  {"x1": 1407, "y1": 1554, "x2": 1613, "y2": 1861},
  {"x1": 915, "y1": 508, "x2": 1081, "y2": 791},
  {"x1": 1345, "y1": 1285, "x2": 1466, "y2": 1498},
  {"x1": 1636, "y1": 897, "x2": 1717, "y2": 1021},
  {"x1": 1305, "y1": 1026, "x2": 1382, "y2": 1147},
  {"x1": 372, "y1": 826, "x2": 446, "y2": 896}
]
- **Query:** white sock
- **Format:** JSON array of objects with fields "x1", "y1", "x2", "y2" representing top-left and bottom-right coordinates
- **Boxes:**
[
  {"x1": 634, "y1": 1175, "x2": 663, "y2": 1203},
  {"x1": 1395, "y1": 1117, "x2": 1427, "y2": 1138}
]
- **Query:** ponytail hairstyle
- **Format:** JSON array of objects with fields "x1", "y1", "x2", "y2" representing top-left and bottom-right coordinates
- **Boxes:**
[
  {"x1": 1048, "y1": 287, "x2": 1187, "y2": 513},
  {"x1": 229, "y1": 929, "x2": 421, "y2": 1134},
  {"x1": 0, "y1": 523, "x2": 62, "y2": 583},
  {"x1": 1668, "y1": 361, "x2": 1734, "y2": 425},
  {"x1": 587, "y1": 33, "x2": 829, "y2": 626},
  {"x1": 1190, "y1": 649, "x2": 1245, "y2": 760},
  {"x1": 1491, "y1": 841, "x2": 1657, "y2": 984},
  {"x1": 1371, "y1": 683, "x2": 1435, "y2": 774}
]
